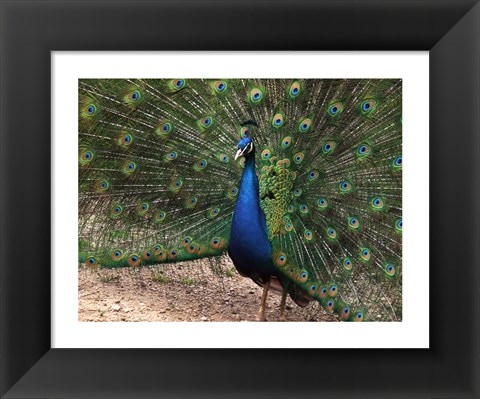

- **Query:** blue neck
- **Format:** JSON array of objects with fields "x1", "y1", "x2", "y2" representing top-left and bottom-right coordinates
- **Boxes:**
[
  {"x1": 229, "y1": 152, "x2": 274, "y2": 278},
  {"x1": 235, "y1": 155, "x2": 260, "y2": 220}
]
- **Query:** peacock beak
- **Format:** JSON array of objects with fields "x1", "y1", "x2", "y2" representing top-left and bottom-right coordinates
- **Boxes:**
[{"x1": 234, "y1": 148, "x2": 244, "y2": 161}]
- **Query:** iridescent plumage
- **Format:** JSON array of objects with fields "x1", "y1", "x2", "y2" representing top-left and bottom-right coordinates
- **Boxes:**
[{"x1": 79, "y1": 78, "x2": 402, "y2": 321}]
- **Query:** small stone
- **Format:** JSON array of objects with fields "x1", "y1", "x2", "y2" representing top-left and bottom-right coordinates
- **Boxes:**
[
  {"x1": 111, "y1": 304, "x2": 121, "y2": 312},
  {"x1": 200, "y1": 316, "x2": 208, "y2": 321}
]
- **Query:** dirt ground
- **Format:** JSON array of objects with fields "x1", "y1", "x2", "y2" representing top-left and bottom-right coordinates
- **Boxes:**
[{"x1": 79, "y1": 255, "x2": 338, "y2": 322}]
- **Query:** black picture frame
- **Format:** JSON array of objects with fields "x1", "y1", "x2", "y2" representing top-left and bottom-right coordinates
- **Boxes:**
[{"x1": 1, "y1": 0, "x2": 479, "y2": 398}]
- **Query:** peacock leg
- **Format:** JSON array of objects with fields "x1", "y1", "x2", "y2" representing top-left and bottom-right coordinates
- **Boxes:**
[
  {"x1": 258, "y1": 280, "x2": 270, "y2": 321},
  {"x1": 279, "y1": 289, "x2": 287, "y2": 321}
]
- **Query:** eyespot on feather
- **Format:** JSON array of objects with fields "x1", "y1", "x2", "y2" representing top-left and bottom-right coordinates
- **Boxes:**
[
  {"x1": 322, "y1": 140, "x2": 337, "y2": 155},
  {"x1": 213, "y1": 80, "x2": 228, "y2": 94},
  {"x1": 343, "y1": 257, "x2": 353, "y2": 271},
  {"x1": 360, "y1": 98, "x2": 377, "y2": 114},
  {"x1": 86, "y1": 256, "x2": 99, "y2": 268},
  {"x1": 128, "y1": 254, "x2": 141, "y2": 267},
  {"x1": 155, "y1": 211, "x2": 167, "y2": 223},
  {"x1": 328, "y1": 102, "x2": 343, "y2": 117},
  {"x1": 111, "y1": 249, "x2": 124, "y2": 262},
  {"x1": 287, "y1": 81, "x2": 302, "y2": 99},
  {"x1": 249, "y1": 87, "x2": 264, "y2": 104},
  {"x1": 359, "y1": 247, "x2": 371, "y2": 262},
  {"x1": 298, "y1": 118, "x2": 312, "y2": 133},
  {"x1": 272, "y1": 113, "x2": 285, "y2": 128},
  {"x1": 273, "y1": 252, "x2": 287, "y2": 268}
]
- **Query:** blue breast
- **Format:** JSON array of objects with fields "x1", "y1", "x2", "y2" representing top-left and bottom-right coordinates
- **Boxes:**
[{"x1": 229, "y1": 155, "x2": 276, "y2": 279}]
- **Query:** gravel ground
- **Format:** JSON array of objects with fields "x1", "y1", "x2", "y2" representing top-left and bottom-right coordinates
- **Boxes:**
[{"x1": 79, "y1": 255, "x2": 338, "y2": 322}]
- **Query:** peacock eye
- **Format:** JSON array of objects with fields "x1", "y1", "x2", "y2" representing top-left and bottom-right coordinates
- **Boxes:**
[
  {"x1": 87, "y1": 105, "x2": 96, "y2": 115},
  {"x1": 325, "y1": 144, "x2": 331, "y2": 150},
  {"x1": 359, "y1": 146, "x2": 366, "y2": 153},
  {"x1": 175, "y1": 79, "x2": 184, "y2": 88},
  {"x1": 130, "y1": 90, "x2": 140, "y2": 101},
  {"x1": 272, "y1": 113, "x2": 284, "y2": 128},
  {"x1": 249, "y1": 88, "x2": 264, "y2": 103},
  {"x1": 361, "y1": 99, "x2": 376, "y2": 114},
  {"x1": 308, "y1": 170, "x2": 319, "y2": 181},
  {"x1": 214, "y1": 81, "x2": 227, "y2": 93}
]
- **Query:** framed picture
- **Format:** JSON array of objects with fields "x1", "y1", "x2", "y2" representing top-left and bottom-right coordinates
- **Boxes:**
[{"x1": 1, "y1": 0, "x2": 478, "y2": 398}]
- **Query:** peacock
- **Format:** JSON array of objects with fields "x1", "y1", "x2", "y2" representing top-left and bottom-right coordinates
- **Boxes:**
[{"x1": 78, "y1": 78, "x2": 402, "y2": 322}]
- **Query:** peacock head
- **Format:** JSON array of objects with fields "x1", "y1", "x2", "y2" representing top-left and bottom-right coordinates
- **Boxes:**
[{"x1": 235, "y1": 137, "x2": 255, "y2": 160}]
